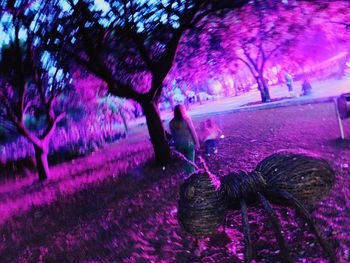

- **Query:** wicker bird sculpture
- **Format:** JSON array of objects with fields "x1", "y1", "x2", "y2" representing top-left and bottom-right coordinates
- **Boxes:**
[{"x1": 177, "y1": 152, "x2": 337, "y2": 263}]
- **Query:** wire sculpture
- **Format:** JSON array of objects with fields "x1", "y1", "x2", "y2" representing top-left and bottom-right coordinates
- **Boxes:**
[{"x1": 175, "y1": 151, "x2": 337, "y2": 263}]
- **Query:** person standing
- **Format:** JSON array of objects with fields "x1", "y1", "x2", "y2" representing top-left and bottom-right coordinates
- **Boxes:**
[
  {"x1": 199, "y1": 119, "x2": 223, "y2": 155},
  {"x1": 301, "y1": 78, "x2": 312, "y2": 96},
  {"x1": 284, "y1": 72, "x2": 294, "y2": 96},
  {"x1": 169, "y1": 104, "x2": 199, "y2": 174}
]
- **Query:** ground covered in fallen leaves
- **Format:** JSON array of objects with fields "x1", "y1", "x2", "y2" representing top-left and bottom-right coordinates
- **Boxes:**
[{"x1": 0, "y1": 102, "x2": 350, "y2": 262}]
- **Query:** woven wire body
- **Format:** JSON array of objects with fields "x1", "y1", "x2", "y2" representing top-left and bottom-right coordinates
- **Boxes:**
[
  {"x1": 177, "y1": 153, "x2": 337, "y2": 262},
  {"x1": 221, "y1": 171, "x2": 267, "y2": 209},
  {"x1": 178, "y1": 172, "x2": 227, "y2": 239},
  {"x1": 254, "y1": 153, "x2": 335, "y2": 206}
]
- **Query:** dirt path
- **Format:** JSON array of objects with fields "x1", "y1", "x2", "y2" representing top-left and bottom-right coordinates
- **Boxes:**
[{"x1": 0, "y1": 102, "x2": 349, "y2": 262}]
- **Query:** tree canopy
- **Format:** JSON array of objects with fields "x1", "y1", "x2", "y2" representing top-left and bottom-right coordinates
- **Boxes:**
[{"x1": 1, "y1": 0, "x2": 349, "y2": 166}]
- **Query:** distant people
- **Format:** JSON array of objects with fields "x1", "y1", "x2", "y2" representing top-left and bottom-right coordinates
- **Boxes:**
[
  {"x1": 169, "y1": 104, "x2": 199, "y2": 174},
  {"x1": 301, "y1": 78, "x2": 312, "y2": 96},
  {"x1": 199, "y1": 119, "x2": 223, "y2": 156},
  {"x1": 284, "y1": 72, "x2": 294, "y2": 96}
]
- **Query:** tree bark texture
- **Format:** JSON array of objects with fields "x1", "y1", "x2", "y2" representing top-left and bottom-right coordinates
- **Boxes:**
[
  {"x1": 141, "y1": 101, "x2": 171, "y2": 165},
  {"x1": 34, "y1": 143, "x2": 50, "y2": 181},
  {"x1": 258, "y1": 76, "x2": 271, "y2": 103}
]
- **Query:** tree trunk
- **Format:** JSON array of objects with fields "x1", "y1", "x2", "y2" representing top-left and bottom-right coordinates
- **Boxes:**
[
  {"x1": 258, "y1": 76, "x2": 271, "y2": 103},
  {"x1": 107, "y1": 113, "x2": 112, "y2": 137},
  {"x1": 34, "y1": 143, "x2": 50, "y2": 181},
  {"x1": 141, "y1": 101, "x2": 171, "y2": 165},
  {"x1": 119, "y1": 109, "x2": 129, "y2": 133}
]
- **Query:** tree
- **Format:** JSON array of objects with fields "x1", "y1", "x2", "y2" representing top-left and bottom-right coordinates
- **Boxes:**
[
  {"x1": 167, "y1": 23, "x2": 241, "y2": 98},
  {"x1": 218, "y1": 1, "x2": 316, "y2": 102},
  {"x1": 98, "y1": 95, "x2": 135, "y2": 134},
  {"x1": 313, "y1": 1, "x2": 350, "y2": 78},
  {"x1": 167, "y1": 1, "x2": 314, "y2": 102},
  {"x1": 264, "y1": 1, "x2": 350, "y2": 80},
  {"x1": 0, "y1": 1, "x2": 68, "y2": 180},
  {"x1": 160, "y1": 0, "x2": 350, "y2": 103},
  {"x1": 41, "y1": 0, "x2": 249, "y2": 164}
]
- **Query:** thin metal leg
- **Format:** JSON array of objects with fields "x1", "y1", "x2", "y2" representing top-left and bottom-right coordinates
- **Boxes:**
[
  {"x1": 334, "y1": 98, "x2": 345, "y2": 140},
  {"x1": 241, "y1": 199, "x2": 252, "y2": 263},
  {"x1": 276, "y1": 189, "x2": 338, "y2": 263},
  {"x1": 258, "y1": 193, "x2": 292, "y2": 263}
]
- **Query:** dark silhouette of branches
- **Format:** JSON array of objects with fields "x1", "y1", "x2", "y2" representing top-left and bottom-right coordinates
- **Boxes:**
[{"x1": 40, "y1": 0, "x2": 249, "y2": 164}]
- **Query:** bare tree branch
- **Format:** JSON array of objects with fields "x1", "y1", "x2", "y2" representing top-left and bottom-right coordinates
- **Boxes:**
[
  {"x1": 237, "y1": 57, "x2": 257, "y2": 77},
  {"x1": 41, "y1": 112, "x2": 66, "y2": 139}
]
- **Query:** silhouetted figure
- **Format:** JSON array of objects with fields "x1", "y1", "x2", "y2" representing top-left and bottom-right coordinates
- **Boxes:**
[
  {"x1": 199, "y1": 119, "x2": 223, "y2": 155},
  {"x1": 284, "y1": 72, "x2": 294, "y2": 96},
  {"x1": 169, "y1": 105, "x2": 199, "y2": 174},
  {"x1": 301, "y1": 79, "x2": 312, "y2": 96}
]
